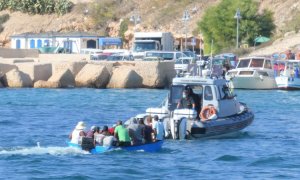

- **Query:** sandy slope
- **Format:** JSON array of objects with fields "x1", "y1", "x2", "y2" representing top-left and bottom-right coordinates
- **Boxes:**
[{"x1": 1, "y1": 0, "x2": 300, "y2": 54}]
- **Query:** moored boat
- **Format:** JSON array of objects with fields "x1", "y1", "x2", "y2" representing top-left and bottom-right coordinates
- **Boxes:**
[
  {"x1": 225, "y1": 57, "x2": 276, "y2": 89},
  {"x1": 275, "y1": 60, "x2": 300, "y2": 90},
  {"x1": 67, "y1": 140, "x2": 164, "y2": 154}
]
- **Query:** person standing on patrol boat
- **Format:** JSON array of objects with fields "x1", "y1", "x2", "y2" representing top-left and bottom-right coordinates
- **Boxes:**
[{"x1": 177, "y1": 88, "x2": 195, "y2": 109}]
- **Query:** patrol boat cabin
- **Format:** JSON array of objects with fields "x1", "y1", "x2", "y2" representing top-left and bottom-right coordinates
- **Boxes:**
[{"x1": 133, "y1": 76, "x2": 254, "y2": 140}]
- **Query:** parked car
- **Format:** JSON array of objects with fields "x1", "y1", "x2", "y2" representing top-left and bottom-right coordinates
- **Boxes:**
[
  {"x1": 144, "y1": 51, "x2": 187, "y2": 61},
  {"x1": 90, "y1": 52, "x2": 113, "y2": 60},
  {"x1": 143, "y1": 56, "x2": 163, "y2": 61},
  {"x1": 107, "y1": 54, "x2": 134, "y2": 61},
  {"x1": 183, "y1": 51, "x2": 199, "y2": 61}
]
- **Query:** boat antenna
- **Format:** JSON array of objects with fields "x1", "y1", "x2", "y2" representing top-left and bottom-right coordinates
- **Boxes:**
[
  {"x1": 199, "y1": 35, "x2": 202, "y2": 77},
  {"x1": 209, "y1": 39, "x2": 214, "y2": 78}
]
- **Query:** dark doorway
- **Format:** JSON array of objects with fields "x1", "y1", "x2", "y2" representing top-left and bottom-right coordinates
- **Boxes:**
[{"x1": 87, "y1": 40, "x2": 96, "y2": 48}]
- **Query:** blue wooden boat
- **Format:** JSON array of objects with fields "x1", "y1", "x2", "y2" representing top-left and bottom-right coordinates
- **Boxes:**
[{"x1": 67, "y1": 140, "x2": 163, "y2": 154}]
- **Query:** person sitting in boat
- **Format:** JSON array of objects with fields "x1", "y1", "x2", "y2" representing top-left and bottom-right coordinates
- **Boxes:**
[
  {"x1": 114, "y1": 120, "x2": 131, "y2": 146},
  {"x1": 94, "y1": 126, "x2": 104, "y2": 145},
  {"x1": 143, "y1": 116, "x2": 153, "y2": 143},
  {"x1": 152, "y1": 115, "x2": 164, "y2": 141},
  {"x1": 177, "y1": 88, "x2": 195, "y2": 110},
  {"x1": 69, "y1": 121, "x2": 86, "y2": 145},
  {"x1": 95, "y1": 125, "x2": 116, "y2": 146},
  {"x1": 102, "y1": 126, "x2": 117, "y2": 147},
  {"x1": 108, "y1": 124, "x2": 116, "y2": 136},
  {"x1": 86, "y1": 125, "x2": 97, "y2": 139},
  {"x1": 127, "y1": 118, "x2": 144, "y2": 145}
]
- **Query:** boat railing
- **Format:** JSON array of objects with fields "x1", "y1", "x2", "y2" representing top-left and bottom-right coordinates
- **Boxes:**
[{"x1": 159, "y1": 96, "x2": 168, "y2": 108}]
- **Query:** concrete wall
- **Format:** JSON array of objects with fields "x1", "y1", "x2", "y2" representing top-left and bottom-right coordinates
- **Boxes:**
[
  {"x1": 39, "y1": 54, "x2": 90, "y2": 62},
  {"x1": 0, "y1": 48, "x2": 39, "y2": 58},
  {"x1": 52, "y1": 61, "x2": 87, "y2": 76},
  {"x1": 16, "y1": 63, "x2": 52, "y2": 82},
  {"x1": 0, "y1": 59, "x2": 176, "y2": 88},
  {"x1": 0, "y1": 63, "x2": 17, "y2": 77}
]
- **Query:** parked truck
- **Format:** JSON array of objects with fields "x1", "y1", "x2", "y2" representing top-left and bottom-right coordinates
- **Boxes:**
[{"x1": 132, "y1": 32, "x2": 174, "y2": 59}]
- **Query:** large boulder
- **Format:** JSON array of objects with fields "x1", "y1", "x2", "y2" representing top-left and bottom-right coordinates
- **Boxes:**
[
  {"x1": 0, "y1": 81, "x2": 3, "y2": 88},
  {"x1": 34, "y1": 80, "x2": 60, "y2": 88},
  {"x1": 3, "y1": 69, "x2": 32, "y2": 87},
  {"x1": 75, "y1": 64, "x2": 110, "y2": 88},
  {"x1": 107, "y1": 66, "x2": 142, "y2": 88},
  {"x1": 16, "y1": 63, "x2": 52, "y2": 82},
  {"x1": 88, "y1": 61, "x2": 115, "y2": 74},
  {"x1": 52, "y1": 61, "x2": 87, "y2": 76},
  {"x1": 134, "y1": 61, "x2": 176, "y2": 88},
  {"x1": 48, "y1": 69, "x2": 75, "y2": 88},
  {"x1": 0, "y1": 63, "x2": 17, "y2": 77}
]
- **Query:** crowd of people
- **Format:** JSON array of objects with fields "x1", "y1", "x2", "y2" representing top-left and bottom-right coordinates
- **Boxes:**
[{"x1": 69, "y1": 115, "x2": 164, "y2": 149}]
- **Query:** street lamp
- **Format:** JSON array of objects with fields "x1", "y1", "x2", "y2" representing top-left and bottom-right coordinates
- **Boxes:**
[
  {"x1": 130, "y1": 13, "x2": 141, "y2": 32},
  {"x1": 182, "y1": 10, "x2": 190, "y2": 51},
  {"x1": 234, "y1": 8, "x2": 241, "y2": 49}
]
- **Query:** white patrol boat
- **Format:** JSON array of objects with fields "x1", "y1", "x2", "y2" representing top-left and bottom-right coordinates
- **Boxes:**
[{"x1": 128, "y1": 76, "x2": 254, "y2": 140}]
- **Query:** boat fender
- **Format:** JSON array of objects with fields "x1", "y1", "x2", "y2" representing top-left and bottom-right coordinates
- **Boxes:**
[
  {"x1": 259, "y1": 75, "x2": 264, "y2": 81},
  {"x1": 208, "y1": 113, "x2": 218, "y2": 120},
  {"x1": 200, "y1": 105, "x2": 217, "y2": 121}
]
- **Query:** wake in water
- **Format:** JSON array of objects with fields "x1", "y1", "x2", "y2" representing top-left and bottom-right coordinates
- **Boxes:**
[{"x1": 0, "y1": 143, "x2": 89, "y2": 156}]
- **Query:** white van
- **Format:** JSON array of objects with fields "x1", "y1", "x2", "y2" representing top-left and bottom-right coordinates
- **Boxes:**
[
  {"x1": 80, "y1": 48, "x2": 103, "y2": 55},
  {"x1": 144, "y1": 51, "x2": 187, "y2": 61},
  {"x1": 103, "y1": 49, "x2": 131, "y2": 55}
]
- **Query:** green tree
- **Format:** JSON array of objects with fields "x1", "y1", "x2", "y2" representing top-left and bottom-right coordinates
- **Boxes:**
[
  {"x1": 198, "y1": 0, "x2": 275, "y2": 53},
  {"x1": 119, "y1": 18, "x2": 129, "y2": 42}
]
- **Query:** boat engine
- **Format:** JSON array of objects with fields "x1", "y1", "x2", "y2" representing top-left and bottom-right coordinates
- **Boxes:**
[{"x1": 170, "y1": 109, "x2": 197, "y2": 140}]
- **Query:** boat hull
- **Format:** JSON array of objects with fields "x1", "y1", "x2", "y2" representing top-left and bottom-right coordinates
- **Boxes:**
[
  {"x1": 275, "y1": 76, "x2": 300, "y2": 90},
  {"x1": 68, "y1": 141, "x2": 163, "y2": 154},
  {"x1": 228, "y1": 76, "x2": 276, "y2": 89},
  {"x1": 187, "y1": 110, "x2": 254, "y2": 139}
]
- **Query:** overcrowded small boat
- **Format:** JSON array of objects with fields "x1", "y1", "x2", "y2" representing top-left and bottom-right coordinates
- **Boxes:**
[
  {"x1": 67, "y1": 121, "x2": 164, "y2": 153},
  {"x1": 67, "y1": 140, "x2": 163, "y2": 153}
]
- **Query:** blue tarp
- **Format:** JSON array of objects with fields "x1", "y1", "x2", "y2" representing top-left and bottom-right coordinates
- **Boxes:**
[{"x1": 99, "y1": 37, "x2": 122, "y2": 46}]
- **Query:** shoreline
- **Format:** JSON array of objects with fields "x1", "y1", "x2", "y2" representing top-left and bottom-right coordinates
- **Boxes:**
[{"x1": 0, "y1": 54, "x2": 176, "y2": 89}]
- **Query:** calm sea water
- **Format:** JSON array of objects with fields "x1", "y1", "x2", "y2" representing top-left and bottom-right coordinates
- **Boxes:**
[{"x1": 0, "y1": 88, "x2": 299, "y2": 179}]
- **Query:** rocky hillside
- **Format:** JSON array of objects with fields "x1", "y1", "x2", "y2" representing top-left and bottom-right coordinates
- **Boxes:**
[{"x1": 0, "y1": 0, "x2": 300, "y2": 54}]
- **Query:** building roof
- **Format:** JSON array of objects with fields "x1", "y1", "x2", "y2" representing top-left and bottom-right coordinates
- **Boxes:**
[{"x1": 10, "y1": 31, "x2": 101, "y2": 38}]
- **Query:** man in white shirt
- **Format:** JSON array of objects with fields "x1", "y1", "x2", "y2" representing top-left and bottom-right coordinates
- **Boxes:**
[{"x1": 152, "y1": 115, "x2": 164, "y2": 141}]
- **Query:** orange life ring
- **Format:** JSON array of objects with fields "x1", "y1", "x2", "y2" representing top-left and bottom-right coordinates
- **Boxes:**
[{"x1": 200, "y1": 106, "x2": 217, "y2": 121}]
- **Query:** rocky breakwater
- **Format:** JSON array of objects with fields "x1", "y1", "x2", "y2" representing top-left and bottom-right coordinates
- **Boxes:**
[{"x1": 0, "y1": 60, "x2": 176, "y2": 89}]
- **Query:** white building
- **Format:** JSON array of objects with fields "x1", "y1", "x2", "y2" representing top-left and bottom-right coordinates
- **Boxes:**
[{"x1": 10, "y1": 32, "x2": 101, "y2": 54}]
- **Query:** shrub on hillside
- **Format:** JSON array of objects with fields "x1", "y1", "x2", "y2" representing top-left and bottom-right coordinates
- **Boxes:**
[
  {"x1": 89, "y1": 0, "x2": 135, "y2": 32},
  {"x1": 0, "y1": 14, "x2": 9, "y2": 33},
  {"x1": 119, "y1": 19, "x2": 129, "y2": 42},
  {"x1": 0, "y1": 0, "x2": 73, "y2": 15}
]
